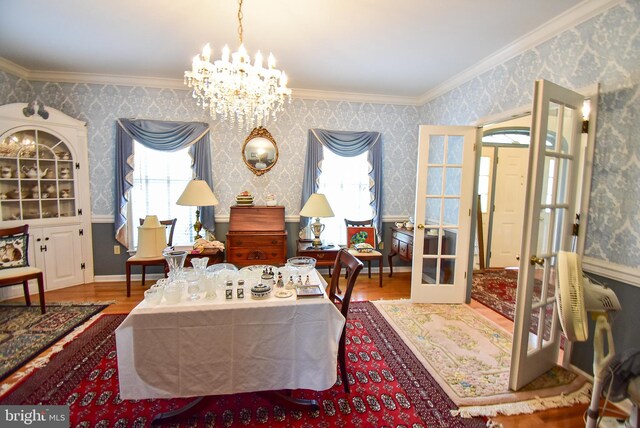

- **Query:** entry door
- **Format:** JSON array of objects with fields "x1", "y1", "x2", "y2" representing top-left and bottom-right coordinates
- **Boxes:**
[
  {"x1": 490, "y1": 146, "x2": 528, "y2": 267},
  {"x1": 509, "y1": 80, "x2": 584, "y2": 390},
  {"x1": 411, "y1": 126, "x2": 477, "y2": 303}
]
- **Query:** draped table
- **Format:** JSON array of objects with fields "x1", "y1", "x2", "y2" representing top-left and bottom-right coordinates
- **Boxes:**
[{"x1": 115, "y1": 269, "x2": 344, "y2": 401}]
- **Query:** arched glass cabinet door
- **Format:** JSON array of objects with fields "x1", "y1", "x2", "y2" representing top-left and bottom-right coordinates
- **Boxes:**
[
  {"x1": 242, "y1": 127, "x2": 279, "y2": 176},
  {"x1": 0, "y1": 128, "x2": 76, "y2": 221}
]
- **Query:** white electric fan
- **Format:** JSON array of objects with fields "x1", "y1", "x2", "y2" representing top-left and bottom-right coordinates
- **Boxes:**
[{"x1": 556, "y1": 250, "x2": 624, "y2": 428}]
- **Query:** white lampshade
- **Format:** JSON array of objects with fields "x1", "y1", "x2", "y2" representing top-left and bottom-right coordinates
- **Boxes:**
[
  {"x1": 300, "y1": 193, "x2": 335, "y2": 218},
  {"x1": 177, "y1": 180, "x2": 219, "y2": 207},
  {"x1": 136, "y1": 216, "x2": 167, "y2": 258}
]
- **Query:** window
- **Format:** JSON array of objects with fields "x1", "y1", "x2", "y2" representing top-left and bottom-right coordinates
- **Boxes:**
[
  {"x1": 478, "y1": 156, "x2": 491, "y2": 213},
  {"x1": 317, "y1": 147, "x2": 373, "y2": 245},
  {"x1": 129, "y1": 141, "x2": 195, "y2": 247}
]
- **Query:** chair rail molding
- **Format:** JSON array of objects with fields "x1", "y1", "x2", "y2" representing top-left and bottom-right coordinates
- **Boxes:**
[{"x1": 582, "y1": 256, "x2": 640, "y2": 288}]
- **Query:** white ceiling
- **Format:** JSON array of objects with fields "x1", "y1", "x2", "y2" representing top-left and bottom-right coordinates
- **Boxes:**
[{"x1": 0, "y1": 0, "x2": 588, "y2": 101}]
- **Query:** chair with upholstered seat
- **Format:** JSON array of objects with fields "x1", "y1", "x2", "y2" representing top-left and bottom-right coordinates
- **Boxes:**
[
  {"x1": 326, "y1": 248, "x2": 363, "y2": 393},
  {"x1": 344, "y1": 219, "x2": 384, "y2": 287},
  {"x1": 0, "y1": 225, "x2": 45, "y2": 314},
  {"x1": 125, "y1": 218, "x2": 177, "y2": 297}
]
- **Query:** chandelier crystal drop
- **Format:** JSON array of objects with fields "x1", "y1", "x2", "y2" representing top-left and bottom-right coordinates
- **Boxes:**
[{"x1": 184, "y1": 0, "x2": 291, "y2": 130}]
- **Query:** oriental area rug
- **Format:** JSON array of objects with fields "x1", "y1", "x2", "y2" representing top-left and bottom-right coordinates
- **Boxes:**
[
  {"x1": 471, "y1": 268, "x2": 522, "y2": 321},
  {"x1": 0, "y1": 303, "x2": 486, "y2": 428},
  {"x1": 471, "y1": 268, "x2": 561, "y2": 345},
  {"x1": 0, "y1": 304, "x2": 108, "y2": 382},
  {"x1": 374, "y1": 301, "x2": 589, "y2": 418}
]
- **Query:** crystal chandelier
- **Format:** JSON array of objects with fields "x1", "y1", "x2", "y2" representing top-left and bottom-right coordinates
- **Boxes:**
[{"x1": 184, "y1": 0, "x2": 291, "y2": 130}]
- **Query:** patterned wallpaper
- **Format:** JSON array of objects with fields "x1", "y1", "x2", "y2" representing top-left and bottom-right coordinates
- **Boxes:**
[
  {"x1": 0, "y1": 0, "x2": 638, "y2": 269},
  {"x1": 0, "y1": 72, "x2": 419, "y2": 220},
  {"x1": 420, "y1": 0, "x2": 640, "y2": 268}
]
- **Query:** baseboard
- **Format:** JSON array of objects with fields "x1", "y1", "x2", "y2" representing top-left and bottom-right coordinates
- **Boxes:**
[{"x1": 569, "y1": 364, "x2": 633, "y2": 415}]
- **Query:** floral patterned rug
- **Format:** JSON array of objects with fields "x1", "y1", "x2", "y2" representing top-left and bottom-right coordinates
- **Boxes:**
[
  {"x1": 373, "y1": 301, "x2": 589, "y2": 417},
  {"x1": 0, "y1": 304, "x2": 487, "y2": 427},
  {"x1": 0, "y1": 304, "x2": 108, "y2": 381}
]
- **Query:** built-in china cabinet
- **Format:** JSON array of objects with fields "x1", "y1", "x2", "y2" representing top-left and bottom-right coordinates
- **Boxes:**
[{"x1": 0, "y1": 103, "x2": 94, "y2": 295}]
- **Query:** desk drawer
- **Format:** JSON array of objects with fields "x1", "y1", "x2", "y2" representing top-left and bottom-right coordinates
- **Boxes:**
[
  {"x1": 227, "y1": 235, "x2": 285, "y2": 248},
  {"x1": 227, "y1": 247, "x2": 285, "y2": 265},
  {"x1": 393, "y1": 231, "x2": 413, "y2": 246}
]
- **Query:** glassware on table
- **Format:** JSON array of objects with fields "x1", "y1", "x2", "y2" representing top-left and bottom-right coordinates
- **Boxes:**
[
  {"x1": 144, "y1": 287, "x2": 163, "y2": 305},
  {"x1": 286, "y1": 257, "x2": 317, "y2": 276},
  {"x1": 204, "y1": 271, "x2": 217, "y2": 299},
  {"x1": 163, "y1": 250, "x2": 188, "y2": 279},
  {"x1": 163, "y1": 279, "x2": 185, "y2": 304},
  {"x1": 191, "y1": 257, "x2": 209, "y2": 272},
  {"x1": 182, "y1": 267, "x2": 202, "y2": 301},
  {"x1": 207, "y1": 263, "x2": 239, "y2": 287}
]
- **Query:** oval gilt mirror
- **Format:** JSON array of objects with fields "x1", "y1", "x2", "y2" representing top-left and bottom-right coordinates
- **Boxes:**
[{"x1": 242, "y1": 127, "x2": 278, "y2": 176}]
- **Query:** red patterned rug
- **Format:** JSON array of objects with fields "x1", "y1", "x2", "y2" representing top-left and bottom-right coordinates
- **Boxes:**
[
  {"x1": 471, "y1": 269, "x2": 521, "y2": 321},
  {"x1": 471, "y1": 269, "x2": 557, "y2": 342},
  {"x1": 0, "y1": 303, "x2": 485, "y2": 427}
]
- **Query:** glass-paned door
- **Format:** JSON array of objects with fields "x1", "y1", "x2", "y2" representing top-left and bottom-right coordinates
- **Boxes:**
[
  {"x1": 509, "y1": 80, "x2": 584, "y2": 390},
  {"x1": 411, "y1": 126, "x2": 477, "y2": 303}
]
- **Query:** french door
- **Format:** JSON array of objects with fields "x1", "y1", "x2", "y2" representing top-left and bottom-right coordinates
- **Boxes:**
[
  {"x1": 509, "y1": 80, "x2": 585, "y2": 390},
  {"x1": 411, "y1": 126, "x2": 477, "y2": 303}
]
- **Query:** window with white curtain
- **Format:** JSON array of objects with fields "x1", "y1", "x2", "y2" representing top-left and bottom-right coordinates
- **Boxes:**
[
  {"x1": 129, "y1": 141, "x2": 195, "y2": 247},
  {"x1": 317, "y1": 147, "x2": 374, "y2": 245}
]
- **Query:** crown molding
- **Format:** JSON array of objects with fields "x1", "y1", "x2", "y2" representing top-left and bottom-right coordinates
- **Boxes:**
[
  {"x1": 291, "y1": 88, "x2": 420, "y2": 106},
  {"x1": 417, "y1": 0, "x2": 623, "y2": 105},
  {"x1": 0, "y1": 57, "x2": 419, "y2": 106},
  {"x1": 0, "y1": 0, "x2": 621, "y2": 108}
]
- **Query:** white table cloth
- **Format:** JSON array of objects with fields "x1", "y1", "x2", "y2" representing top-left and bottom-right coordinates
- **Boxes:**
[{"x1": 116, "y1": 270, "x2": 345, "y2": 399}]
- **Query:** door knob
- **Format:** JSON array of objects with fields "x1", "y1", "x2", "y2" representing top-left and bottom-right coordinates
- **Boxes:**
[
  {"x1": 417, "y1": 224, "x2": 425, "y2": 229},
  {"x1": 530, "y1": 256, "x2": 544, "y2": 266}
]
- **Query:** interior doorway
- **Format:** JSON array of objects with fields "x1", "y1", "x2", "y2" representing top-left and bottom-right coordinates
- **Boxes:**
[{"x1": 477, "y1": 116, "x2": 532, "y2": 270}]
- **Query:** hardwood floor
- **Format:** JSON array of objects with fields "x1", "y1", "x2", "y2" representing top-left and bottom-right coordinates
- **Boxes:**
[{"x1": 4, "y1": 272, "x2": 622, "y2": 427}]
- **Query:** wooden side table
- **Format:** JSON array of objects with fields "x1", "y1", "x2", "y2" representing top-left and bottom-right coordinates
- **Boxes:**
[
  {"x1": 388, "y1": 226, "x2": 414, "y2": 277},
  {"x1": 296, "y1": 241, "x2": 340, "y2": 270}
]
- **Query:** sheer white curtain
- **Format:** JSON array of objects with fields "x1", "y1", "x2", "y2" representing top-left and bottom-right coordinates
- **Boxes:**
[
  {"x1": 129, "y1": 142, "x2": 195, "y2": 247},
  {"x1": 317, "y1": 147, "x2": 374, "y2": 245}
]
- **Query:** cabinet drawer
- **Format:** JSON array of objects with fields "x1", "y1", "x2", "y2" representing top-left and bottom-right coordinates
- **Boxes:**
[
  {"x1": 393, "y1": 231, "x2": 413, "y2": 246},
  {"x1": 391, "y1": 238, "x2": 399, "y2": 253},
  {"x1": 227, "y1": 247, "x2": 285, "y2": 264},
  {"x1": 227, "y1": 235, "x2": 285, "y2": 248},
  {"x1": 399, "y1": 241, "x2": 409, "y2": 259}
]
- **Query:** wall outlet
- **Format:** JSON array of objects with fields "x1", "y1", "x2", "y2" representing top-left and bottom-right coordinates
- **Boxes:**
[{"x1": 114, "y1": 245, "x2": 121, "y2": 255}]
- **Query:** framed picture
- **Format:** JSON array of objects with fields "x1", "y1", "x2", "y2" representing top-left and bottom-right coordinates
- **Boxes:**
[{"x1": 346, "y1": 226, "x2": 376, "y2": 248}]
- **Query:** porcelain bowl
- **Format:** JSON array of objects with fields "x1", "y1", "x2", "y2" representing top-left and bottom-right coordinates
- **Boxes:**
[{"x1": 250, "y1": 283, "x2": 272, "y2": 299}]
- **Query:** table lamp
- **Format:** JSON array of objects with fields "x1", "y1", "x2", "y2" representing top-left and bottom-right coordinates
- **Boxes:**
[
  {"x1": 176, "y1": 179, "x2": 219, "y2": 240},
  {"x1": 136, "y1": 215, "x2": 167, "y2": 258},
  {"x1": 300, "y1": 193, "x2": 335, "y2": 248}
]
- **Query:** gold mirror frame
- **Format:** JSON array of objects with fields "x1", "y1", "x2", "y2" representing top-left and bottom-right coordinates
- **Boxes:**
[{"x1": 242, "y1": 127, "x2": 279, "y2": 176}]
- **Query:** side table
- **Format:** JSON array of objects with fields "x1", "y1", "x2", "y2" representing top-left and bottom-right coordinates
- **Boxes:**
[{"x1": 296, "y1": 241, "x2": 340, "y2": 272}]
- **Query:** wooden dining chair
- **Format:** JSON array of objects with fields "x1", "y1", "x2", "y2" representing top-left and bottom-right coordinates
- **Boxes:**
[
  {"x1": 0, "y1": 224, "x2": 46, "y2": 314},
  {"x1": 344, "y1": 219, "x2": 383, "y2": 287},
  {"x1": 125, "y1": 218, "x2": 177, "y2": 297},
  {"x1": 326, "y1": 248, "x2": 364, "y2": 393}
]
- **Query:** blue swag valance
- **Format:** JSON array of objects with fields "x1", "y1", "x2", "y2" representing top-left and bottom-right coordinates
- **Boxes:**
[
  {"x1": 300, "y1": 129, "x2": 383, "y2": 239},
  {"x1": 114, "y1": 119, "x2": 214, "y2": 247}
]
